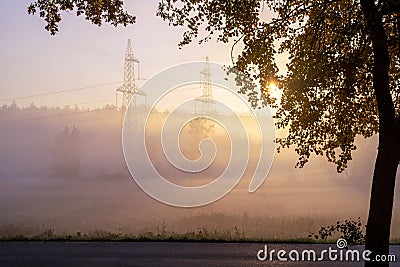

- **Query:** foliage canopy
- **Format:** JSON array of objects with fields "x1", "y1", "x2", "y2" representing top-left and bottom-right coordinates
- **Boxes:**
[
  {"x1": 158, "y1": 0, "x2": 400, "y2": 172},
  {"x1": 28, "y1": 0, "x2": 135, "y2": 35}
]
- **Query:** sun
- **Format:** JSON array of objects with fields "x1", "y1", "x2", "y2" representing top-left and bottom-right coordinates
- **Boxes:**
[
  {"x1": 268, "y1": 83, "x2": 278, "y2": 93},
  {"x1": 264, "y1": 82, "x2": 283, "y2": 107}
]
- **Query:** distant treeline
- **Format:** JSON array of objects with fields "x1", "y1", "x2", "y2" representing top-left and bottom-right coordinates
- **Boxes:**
[{"x1": 0, "y1": 101, "x2": 116, "y2": 112}]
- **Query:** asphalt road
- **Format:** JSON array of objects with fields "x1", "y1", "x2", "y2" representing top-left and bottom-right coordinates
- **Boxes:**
[{"x1": 0, "y1": 242, "x2": 399, "y2": 266}]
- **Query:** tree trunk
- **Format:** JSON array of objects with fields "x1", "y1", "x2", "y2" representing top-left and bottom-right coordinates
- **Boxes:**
[
  {"x1": 365, "y1": 145, "x2": 398, "y2": 267},
  {"x1": 360, "y1": 1, "x2": 399, "y2": 266}
]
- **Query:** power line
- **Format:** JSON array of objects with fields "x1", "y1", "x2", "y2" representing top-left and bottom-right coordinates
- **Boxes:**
[
  {"x1": 0, "y1": 80, "x2": 203, "y2": 102},
  {"x1": 1, "y1": 86, "x2": 212, "y2": 124},
  {"x1": 1, "y1": 106, "x2": 119, "y2": 124},
  {"x1": 71, "y1": 98, "x2": 115, "y2": 106},
  {"x1": 25, "y1": 98, "x2": 116, "y2": 108},
  {"x1": 0, "y1": 82, "x2": 122, "y2": 102}
]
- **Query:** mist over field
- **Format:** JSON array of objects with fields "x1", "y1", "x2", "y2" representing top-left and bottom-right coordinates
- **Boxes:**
[{"x1": 0, "y1": 103, "x2": 399, "y2": 239}]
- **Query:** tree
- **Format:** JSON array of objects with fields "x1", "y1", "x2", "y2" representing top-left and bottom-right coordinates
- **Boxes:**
[
  {"x1": 156, "y1": 1, "x2": 398, "y2": 265},
  {"x1": 51, "y1": 126, "x2": 81, "y2": 179},
  {"x1": 29, "y1": 0, "x2": 399, "y2": 265},
  {"x1": 27, "y1": 0, "x2": 135, "y2": 35}
]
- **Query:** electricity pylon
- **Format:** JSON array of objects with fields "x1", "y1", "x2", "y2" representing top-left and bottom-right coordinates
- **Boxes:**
[
  {"x1": 195, "y1": 57, "x2": 215, "y2": 114},
  {"x1": 116, "y1": 39, "x2": 144, "y2": 113}
]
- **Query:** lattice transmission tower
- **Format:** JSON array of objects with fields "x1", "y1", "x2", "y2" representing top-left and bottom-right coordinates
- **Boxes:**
[
  {"x1": 116, "y1": 39, "x2": 144, "y2": 112},
  {"x1": 195, "y1": 57, "x2": 215, "y2": 114}
]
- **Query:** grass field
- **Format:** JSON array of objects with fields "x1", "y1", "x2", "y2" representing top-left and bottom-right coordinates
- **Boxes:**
[{"x1": 1, "y1": 213, "x2": 399, "y2": 245}]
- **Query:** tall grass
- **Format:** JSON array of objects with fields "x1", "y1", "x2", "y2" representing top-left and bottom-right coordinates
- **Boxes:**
[{"x1": 0, "y1": 212, "x2": 399, "y2": 243}]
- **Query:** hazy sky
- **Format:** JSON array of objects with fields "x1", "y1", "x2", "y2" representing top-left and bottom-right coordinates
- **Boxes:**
[
  {"x1": 0, "y1": 0, "x2": 253, "y2": 108},
  {"x1": 1, "y1": 1, "x2": 400, "y2": 237}
]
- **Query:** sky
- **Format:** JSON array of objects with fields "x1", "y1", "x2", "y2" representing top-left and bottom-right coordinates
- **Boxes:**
[
  {"x1": 0, "y1": 0, "x2": 252, "y2": 109},
  {"x1": 1, "y1": 0, "x2": 399, "y2": 237}
]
